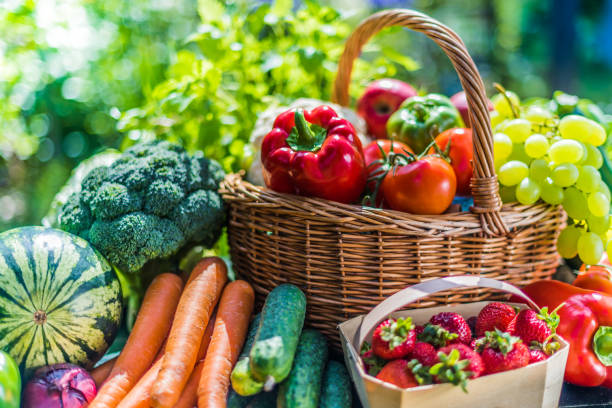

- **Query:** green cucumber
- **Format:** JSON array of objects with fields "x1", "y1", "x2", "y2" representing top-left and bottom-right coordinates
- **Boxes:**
[
  {"x1": 249, "y1": 284, "x2": 306, "y2": 387},
  {"x1": 319, "y1": 360, "x2": 352, "y2": 408},
  {"x1": 230, "y1": 314, "x2": 264, "y2": 398},
  {"x1": 277, "y1": 329, "x2": 328, "y2": 408},
  {"x1": 246, "y1": 388, "x2": 278, "y2": 408}
]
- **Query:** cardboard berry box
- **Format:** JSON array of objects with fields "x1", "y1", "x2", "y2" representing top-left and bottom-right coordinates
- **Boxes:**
[{"x1": 338, "y1": 276, "x2": 569, "y2": 408}]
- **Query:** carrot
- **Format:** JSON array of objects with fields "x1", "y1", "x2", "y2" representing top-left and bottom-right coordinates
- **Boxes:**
[
  {"x1": 151, "y1": 257, "x2": 228, "y2": 408},
  {"x1": 90, "y1": 357, "x2": 117, "y2": 388},
  {"x1": 197, "y1": 280, "x2": 255, "y2": 408},
  {"x1": 118, "y1": 313, "x2": 216, "y2": 408},
  {"x1": 90, "y1": 273, "x2": 184, "y2": 408}
]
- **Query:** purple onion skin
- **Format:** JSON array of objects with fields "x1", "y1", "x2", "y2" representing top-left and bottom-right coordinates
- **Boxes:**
[{"x1": 22, "y1": 363, "x2": 97, "y2": 408}]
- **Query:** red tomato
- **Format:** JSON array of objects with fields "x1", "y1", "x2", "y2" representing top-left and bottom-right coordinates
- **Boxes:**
[
  {"x1": 429, "y1": 128, "x2": 473, "y2": 196},
  {"x1": 364, "y1": 140, "x2": 413, "y2": 173},
  {"x1": 363, "y1": 140, "x2": 413, "y2": 207},
  {"x1": 381, "y1": 155, "x2": 457, "y2": 214}
]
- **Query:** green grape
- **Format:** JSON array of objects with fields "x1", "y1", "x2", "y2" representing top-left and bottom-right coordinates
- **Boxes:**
[
  {"x1": 608, "y1": 239, "x2": 612, "y2": 262},
  {"x1": 563, "y1": 187, "x2": 588, "y2": 220},
  {"x1": 587, "y1": 212, "x2": 610, "y2": 235},
  {"x1": 490, "y1": 110, "x2": 504, "y2": 129},
  {"x1": 516, "y1": 177, "x2": 541, "y2": 205},
  {"x1": 577, "y1": 232, "x2": 604, "y2": 265},
  {"x1": 529, "y1": 159, "x2": 550, "y2": 182},
  {"x1": 492, "y1": 91, "x2": 520, "y2": 118},
  {"x1": 549, "y1": 139, "x2": 584, "y2": 164},
  {"x1": 501, "y1": 118, "x2": 531, "y2": 143},
  {"x1": 498, "y1": 161, "x2": 529, "y2": 186},
  {"x1": 493, "y1": 133, "x2": 513, "y2": 160},
  {"x1": 541, "y1": 178, "x2": 564, "y2": 205},
  {"x1": 524, "y1": 134, "x2": 549, "y2": 158},
  {"x1": 588, "y1": 192, "x2": 610, "y2": 217},
  {"x1": 508, "y1": 143, "x2": 532, "y2": 164},
  {"x1": 499, "y1": 185, "x2": 516, "y2": 203},
  {"x1": 557, "y1": 225, "x2": 582, "y2": 258},
  {"x1": 575, "y1": 165, "x2": 601, "y2": 193},
  {"x1": 524, "y1": 105, "x2": 554, "y2": 124},
  {"x1": 599, "y1": 181, "x2": 611, "y2": 201},
  {"x1": 559, "y1": 115, "x2": 606, "y2": 147},
  {"x1": 583, "y1": 143, "x2": 604, "y2": 169},
  {"x1": 551, "y1": 163, "x2": 579, "y2": 187}
]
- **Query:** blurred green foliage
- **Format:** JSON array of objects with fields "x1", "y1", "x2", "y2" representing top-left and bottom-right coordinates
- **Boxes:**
[
  {"x1": 0, "y1": 0, "x2": 199, "y2": 230},
  {"x1": 117, "y1": 0, "x2": 417, "y2": 172}
]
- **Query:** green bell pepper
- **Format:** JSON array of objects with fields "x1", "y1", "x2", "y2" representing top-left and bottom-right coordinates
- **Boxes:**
[
  {"x1": 0, "y1": 351, "x2": 20, "y2": 408},
  {"x1": 386, "y1": 93, "x2": 462, "y2": 154}
]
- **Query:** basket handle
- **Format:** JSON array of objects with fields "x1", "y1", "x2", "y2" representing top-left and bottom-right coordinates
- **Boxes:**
[
  {"x1": 332, "y1": 9, "x2": 508, "y2": 236},
  {"x1": 354, "y1": 276, "x2": 538, "y2": 348}
]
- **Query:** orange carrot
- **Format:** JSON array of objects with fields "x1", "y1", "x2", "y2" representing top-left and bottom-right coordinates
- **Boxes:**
[
  {"x1": 90, "y1": 273, "x2": 184, "y2": 408},
  {"x1": 197, "y1": 280, "x2": 255, "y2": 408},
  {"x1": 118, "y1": 313, "x2": 216, "y2": 408},
  {"x1": 90, "y1": 357, "x2": 117, "y2": 388},
  {"x1": 151, "y1": 257, "x2": 228, "y2": 408}
]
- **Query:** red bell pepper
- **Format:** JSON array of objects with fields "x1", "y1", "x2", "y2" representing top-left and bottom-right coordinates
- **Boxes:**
[
  {"x1": 574, "y1": 266, "x2": 612, "y2": 296},
  {"x1": 514, "y1": 280, "x2": 612, "y2": 388},
  {"x1": 261, "y1": 105, "x2": 366, "y2": 204}
]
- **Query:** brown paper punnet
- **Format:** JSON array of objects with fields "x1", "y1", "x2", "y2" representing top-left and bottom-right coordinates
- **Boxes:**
[{"x1": 339, "y1": 276, "x2": 569, "y2": 408}]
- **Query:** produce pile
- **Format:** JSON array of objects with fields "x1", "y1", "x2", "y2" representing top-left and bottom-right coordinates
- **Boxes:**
[
  {"x1": 1, "y1": 10, "x2": 612, "y2": 406},
  {"x1": 359, "y1": 303, "x2": 561, "y2": 391}
]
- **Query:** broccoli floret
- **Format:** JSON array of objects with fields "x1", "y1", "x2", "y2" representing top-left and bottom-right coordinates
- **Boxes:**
[{"x1": 57, "y1": 140, "x2": 226, "y2": 273}]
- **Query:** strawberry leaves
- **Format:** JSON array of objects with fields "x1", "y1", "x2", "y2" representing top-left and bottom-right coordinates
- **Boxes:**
[
  {"x1": 430, "y1": 349, "x2": 472, "y2": 393},
  {"x1": 380, "y1": 317, "x2": 415, "y2": 350},
  {"x1": 417, "y1": 323, "x2": 459, "y2": 348}
]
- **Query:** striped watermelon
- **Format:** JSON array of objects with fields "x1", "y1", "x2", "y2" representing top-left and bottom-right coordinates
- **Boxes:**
[{"x1": 0, "y1": 227, "x2": 122, "y2": 378}]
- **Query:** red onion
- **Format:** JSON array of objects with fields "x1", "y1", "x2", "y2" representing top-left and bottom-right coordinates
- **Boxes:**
[{"x1": 22, "y1": 363, "x2": 97, "y2": 408}]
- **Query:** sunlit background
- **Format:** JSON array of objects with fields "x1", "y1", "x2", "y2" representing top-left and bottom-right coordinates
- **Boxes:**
[{"x1": 1, "y1": 0, "x2": 611, "y2": 230}]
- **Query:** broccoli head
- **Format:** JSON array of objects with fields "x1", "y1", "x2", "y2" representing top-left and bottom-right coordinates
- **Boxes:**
[{"x1": 57, "y1": 140, "x2": 226, "y2": 273}]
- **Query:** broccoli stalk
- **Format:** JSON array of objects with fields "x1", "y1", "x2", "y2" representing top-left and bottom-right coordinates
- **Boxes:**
[{"x1": 57, "y1": 140, "x2": 226, "y2": 275}]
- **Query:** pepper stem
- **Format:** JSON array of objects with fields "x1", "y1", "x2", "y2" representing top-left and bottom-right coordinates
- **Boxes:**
[
  {"x1": 294, "y1": 111, "x2": 316, "y2": 146},
  {"x1": 593, "y1": 326, "x2": 612, "y2": 366}
]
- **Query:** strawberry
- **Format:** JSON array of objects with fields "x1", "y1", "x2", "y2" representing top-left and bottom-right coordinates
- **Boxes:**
[
  {"x1": 475, "y1": 302, "x2": 516, "y2": 337},
  {"x1": 376, "y1": 359, "x2": 419, "y2": 388},
  {"x1": 479, "y1": 329, "x2": 530, "y2": 374},
  {"x1": 438, "y1": 343, "x2": 484, "y2": 379},
  {"x1": 428, "y1": 348, "x2": 472, "y2": 392},
  {"x1": 360, "y1": 342, "x2": 387, "y2": 376},
  {"x1": 417, "y1": 323, "x2": 459, "y2": 347},
  {"x1": 409, "y1": 342, "x2": 438, "y2": 366},
  {"x1": 513, "y1": 307, "x2": 560, "y2": 345},
  {"x1": 528, "y1": 348, "x2": 548, "y2": 363},
  {"x1": 429, "y1": 312, "x2": 471, "y2": 344},
  {"x1": 372, "y1": 317, "x2": 416, "y2": 360}
]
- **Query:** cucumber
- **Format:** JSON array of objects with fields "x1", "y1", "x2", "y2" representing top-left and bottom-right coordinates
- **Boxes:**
[
  {"x1": 227, "y1": 389, "x2": 253, "y2": 408},
  {"x1": 249, "y1": 284, "x2": 306, "y2": 386},
  {"x1": 231, "y1": 314, "x2": 264, "y2": 398},
  {"x1": 277, "y1": 329, "x2": 328, "y2": 408},
  {"x1": 319, "y1": 360, "x2": 352, "y2": 408},
  {"x1": 246, "y1": 388, "x2": 278, "y2": 408}
]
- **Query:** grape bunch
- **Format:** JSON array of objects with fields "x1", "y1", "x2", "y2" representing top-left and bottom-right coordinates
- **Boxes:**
[{"x1": 490, "y1": 91, "x2": 610, "y2": 266}]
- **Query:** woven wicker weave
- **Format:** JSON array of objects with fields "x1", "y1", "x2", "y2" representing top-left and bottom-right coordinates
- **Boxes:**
[{"x1": 220, "y1": 9, "x2": 566, "y2": 347}]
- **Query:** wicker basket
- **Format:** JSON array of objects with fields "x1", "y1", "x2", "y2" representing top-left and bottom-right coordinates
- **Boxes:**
[{"x1": 220, "y1": 9, "x2": 566, "y2": 347}]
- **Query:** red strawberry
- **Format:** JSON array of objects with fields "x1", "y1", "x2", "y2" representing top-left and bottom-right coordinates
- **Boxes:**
[
  {"x1": 480, "y1": 329, "x2": 530, "y2": 374},
  {"x1": 475, "y1": 302, "x2": 516, "y2": 337},
  {"x1": 372, "y1": 317, "x2": 416, "y2": 360},
  {"x1": 438, "y1": 343, "x2": 484, "y2": 379},
  {"x1": 528, "y1": 348, "x2": 548, "y2": 364},
  {"x1": 513, "y1": 307, "x2": 560, "y2": 345},
  {"x1": 376, "y1": 359, "x2": 419, "y2": 388},
  {"x1": 361, "y1": 349, "x2": 387, "y2": 376},
  {"x1": 409, "y1": 342, "x2": 438, "y2": 366},
  {"x1": 429, "y1": 312, "x2": 471, "y2": 344}
]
